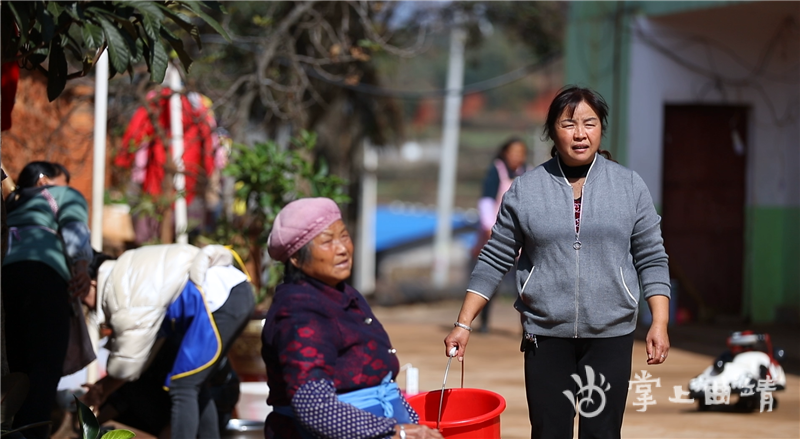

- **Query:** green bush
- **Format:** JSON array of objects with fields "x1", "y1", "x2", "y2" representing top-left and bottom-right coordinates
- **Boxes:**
[{"x1": 197, "y1": 130, "x2": 350, "y2": 303}]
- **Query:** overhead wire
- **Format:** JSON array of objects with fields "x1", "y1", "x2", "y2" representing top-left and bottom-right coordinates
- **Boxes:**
[
  {"x1": 201, "y1": 33, "x2": 560, "y2": 100},
  {"x1": 299, "y1": 53, "x2": 561, "y2": 100},
  {"x1": 632, "y1": 19, "x2": 799, "y2": 85},
  {"x1": 630, "y1": 18, "x2": 799, "y2": 127}
]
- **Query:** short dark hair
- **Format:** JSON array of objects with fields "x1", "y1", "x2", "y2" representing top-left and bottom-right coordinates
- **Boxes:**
[
  {"x1": 283, "y1": 241, "x2": 314, "y2": 283},
  {"x1": 88, "y1": 250, "x2": 115, "y2": 280},
  {"x1": 16, "y1": 161, "x2": 71, "y2": 189},
  {"x1": 543, "y1": 86, "x2": 615, "y2": 162}
]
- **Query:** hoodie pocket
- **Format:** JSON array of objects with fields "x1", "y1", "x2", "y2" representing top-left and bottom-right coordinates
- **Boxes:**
[
  {"x1": 619, "y1": 267, "x2": 639, "y2": 305},
  {"x1": 520, "y1": 266, "x2": 535, "y2": 295},
  {"x1": 518, "y1": 265, "x2": 573, "y2": 324}
]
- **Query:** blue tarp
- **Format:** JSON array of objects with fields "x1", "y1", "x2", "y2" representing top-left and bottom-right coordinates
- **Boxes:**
[{"x1": 374, "y1": 205, "x2": 478, "y2": 252}]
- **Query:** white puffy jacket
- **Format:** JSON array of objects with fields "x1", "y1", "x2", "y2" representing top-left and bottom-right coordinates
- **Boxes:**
[{"x1": 95, "y1": 244, "x2": 233, "y2": 381}]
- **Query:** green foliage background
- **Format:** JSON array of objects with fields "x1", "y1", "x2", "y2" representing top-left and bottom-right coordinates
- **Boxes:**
[
  {"x1": 196, "y1": 130, "x2": 350, "y2": 302},
  {"x1": 1, "y1": 1, "x2": 229, "y2": 100}
]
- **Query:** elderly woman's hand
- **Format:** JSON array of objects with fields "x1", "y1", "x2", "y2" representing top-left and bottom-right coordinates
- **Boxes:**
[{"x1": 395, "y1": 424, "x2": 444, "y2": 439}]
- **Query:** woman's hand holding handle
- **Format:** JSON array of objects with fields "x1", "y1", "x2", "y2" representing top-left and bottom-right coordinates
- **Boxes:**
[
  {"x1": 444, "y1": 328, "x2": 469, "y2": 362},
  {"x1": 444, "y1": 291, "x2": 488, "y2": 362}
]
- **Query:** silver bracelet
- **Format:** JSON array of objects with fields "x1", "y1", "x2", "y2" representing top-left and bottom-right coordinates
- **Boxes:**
[
  {"x1": 398, "y1": 424, "x2": 406, "y2": 439},
  {"x1": 454, "y1": 321, "x2": 473, "y2": 332}
]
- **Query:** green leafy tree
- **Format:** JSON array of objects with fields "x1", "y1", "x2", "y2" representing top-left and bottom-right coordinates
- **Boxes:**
[
  {"x1": 190, "y1": 1, "x2": 423, "y2": 220},
  {"x1": 194, "y1": 1, "x2": 416, "y2": 141},
  {"x1": 1, "y1": 1, "x2": 230, "y2": 101},
  {"x1": 225, "y1": 130, "x2": 349, "y2": 238},
  {"x1": 198, "y1": 130, "x2": 350, "y2": 303}
]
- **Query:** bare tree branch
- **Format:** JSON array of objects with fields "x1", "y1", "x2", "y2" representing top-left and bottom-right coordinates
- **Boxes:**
[
  {"x1": 255, "y1": 1, "x2": 320, "y2": 92},
  {"x1": 349, "y1": 0, "x2": 430, "y2": 58},
  {"x1": 196, "y1": 1, "x2": 431, "y2": 134}
]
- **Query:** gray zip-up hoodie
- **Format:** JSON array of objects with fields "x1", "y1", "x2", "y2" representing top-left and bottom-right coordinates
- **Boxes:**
[{"x1": 468, "y1": 153, "x2": 670, "y2": 338}]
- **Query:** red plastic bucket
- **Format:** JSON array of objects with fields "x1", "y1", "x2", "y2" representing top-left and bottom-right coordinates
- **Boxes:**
[{"x1": 407, "y1": 388, "x2": 506, "y2": 438}]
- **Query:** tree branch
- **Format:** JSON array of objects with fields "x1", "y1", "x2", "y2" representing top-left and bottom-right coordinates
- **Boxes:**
[{"x1": 349, "y1": 0, "x2": 430, "y2": 58}]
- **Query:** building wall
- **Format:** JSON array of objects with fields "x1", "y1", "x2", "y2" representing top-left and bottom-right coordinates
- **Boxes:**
[
  {"x1": 565, "y1": 1, "x2": 800, "y2": 323},
  {"x1": 1, "y1": 70, "x2": 98, "y2": 213}
]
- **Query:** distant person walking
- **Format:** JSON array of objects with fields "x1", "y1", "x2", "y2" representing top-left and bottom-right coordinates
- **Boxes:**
[
  {"x1": 473, "y1": 137, "x2": 530, "y2": 333},
  {"x1": 445, "y1": 86, "x2": 671, "y2": 439},
  {"x1": 2, "y1": 161, "x2": 93, "y2": 439}
]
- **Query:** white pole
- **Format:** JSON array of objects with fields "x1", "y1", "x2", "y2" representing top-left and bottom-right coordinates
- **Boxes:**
[
  {"x1": 355, "y1": 140, "x2": 377, "y2": 295},
  {"x1": 432, "y1": 23, "x2": 466, "y2": 289},
  {"x1": 86, "y1": 49, "x2": 109, "y2": 386},
  {"x1": 90, "y1": 50, "x2": 108, "y2": 252},
  {"x1": 167, "y1": 63, "x2": 187, "y2": 244}
]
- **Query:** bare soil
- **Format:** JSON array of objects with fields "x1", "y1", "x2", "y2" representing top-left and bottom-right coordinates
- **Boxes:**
[
  {"x1": 54, "y1": 298, "x2": 799, "y2": 439},
  {"x1": 374, "y1": 299, "x2": 800, "y2": 439}
]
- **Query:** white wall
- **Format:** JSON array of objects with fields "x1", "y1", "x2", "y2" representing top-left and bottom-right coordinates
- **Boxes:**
[{"x1": 626, "y1": 2, "x2": 799, "y2": 207}]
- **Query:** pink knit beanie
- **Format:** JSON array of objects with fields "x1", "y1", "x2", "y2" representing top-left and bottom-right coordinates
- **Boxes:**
[{"x1": 267, "y1": 197, "x2": 342, "y2": 262}]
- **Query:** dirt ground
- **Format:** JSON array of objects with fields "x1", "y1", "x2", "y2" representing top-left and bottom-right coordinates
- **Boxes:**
[
  {"x1": 56, "y1": 298, "x2": 799, "y2": 439},
  {"x1": 373, "y1": 298, "x2": 800, "y2": 439}
]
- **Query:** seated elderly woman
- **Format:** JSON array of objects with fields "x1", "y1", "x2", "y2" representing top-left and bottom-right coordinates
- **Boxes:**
[{"x1": 261, "y1": 198, "x2": 442, "y2": 439}]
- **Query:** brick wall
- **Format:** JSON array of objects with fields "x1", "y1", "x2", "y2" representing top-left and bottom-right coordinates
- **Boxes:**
[{"x1": 1, "y1": 69, "x2": 107, "y2": 219}]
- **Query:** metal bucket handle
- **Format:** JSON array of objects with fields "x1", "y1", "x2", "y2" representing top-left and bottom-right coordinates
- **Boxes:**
[{"x1": 437, "y1": 347, "x2": 465, "y2": 430}]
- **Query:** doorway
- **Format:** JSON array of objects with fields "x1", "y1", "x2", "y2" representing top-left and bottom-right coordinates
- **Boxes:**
[{"x1": 661, "y1": 105, "x2": 748, "y2": 320}]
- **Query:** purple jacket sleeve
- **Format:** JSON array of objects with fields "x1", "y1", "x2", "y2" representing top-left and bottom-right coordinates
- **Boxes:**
[{"x1": 293, "y1": 379, "x2": 398, "y2": 439}]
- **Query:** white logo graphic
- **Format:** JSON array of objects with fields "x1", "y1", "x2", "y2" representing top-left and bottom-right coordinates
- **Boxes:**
[
  {"x1": 667, "y1": 385, "x2": 695, "y2": 404},
  {"x1": 740, "y1": 381, "x2": 756, "y2": 397},
  {"x1": 756, "y1": 379, "x2": 778, "y2": 412},
  {"x1": 628, "y1": 370, "x2": 661, "y2": 412},
  {"x1": 625, "y1": 371, "x2": 778, "y2": 413},
  {"x1": 704, "y1": 382, "x2": 731, "y2": 406},
  {"x1": 563, "y1": 365, "x2": 611, "y2": 418}
]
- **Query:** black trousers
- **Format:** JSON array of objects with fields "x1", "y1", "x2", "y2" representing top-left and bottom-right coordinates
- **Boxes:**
[
  {"x1": 2, "y1": 261, "x2": 71, "y2": 439},
  {"x1": 169, "y1": 280, "x2": 255, "y2": 439},
  {"x1": 107, "y1": 280, "x2": 255, "y2": 438},
  {"x1": 523, "y1": 331, "x2": 634, "y2": 439}
]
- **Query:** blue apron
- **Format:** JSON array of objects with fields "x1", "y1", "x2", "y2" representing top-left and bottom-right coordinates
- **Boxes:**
[
  {"x1": 274, "y1": 373, "x2": 411, "y2": 439},
  {"x1": 159, "y1": 281, "x2": 221, "y2": 389}
]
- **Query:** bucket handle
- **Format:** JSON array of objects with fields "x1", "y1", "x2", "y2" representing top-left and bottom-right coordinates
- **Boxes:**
[
  {"x1": 437, "y1": 348, "x2": 465, "y2": 430},
  {"x1": 441, "y1": 348, "x2": 465, "y2": 389},
  {"x1": 460, "y1": 357, "x2": 464, "y2": 389}
]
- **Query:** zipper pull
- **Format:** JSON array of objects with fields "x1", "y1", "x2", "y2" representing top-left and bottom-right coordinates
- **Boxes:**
[{"x1": 533, "y1": 335, "x2": 538, "y2": 349}]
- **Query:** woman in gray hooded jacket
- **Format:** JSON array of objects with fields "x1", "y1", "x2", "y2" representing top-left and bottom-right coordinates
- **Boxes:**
[{"x1": 444, "y1": 86, "x2": 671, "y2": 439}]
